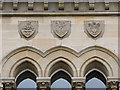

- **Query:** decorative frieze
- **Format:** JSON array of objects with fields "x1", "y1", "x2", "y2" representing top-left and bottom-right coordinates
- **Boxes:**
[
  {"x1": 18, "y1": 21, "x2": 38, "y2": 40},
  {"x1": 51, "y1": 20, "x2": 71, "y2": 39},
  {"x1": 0, "y1": 0, "x2": 120, "y2": 13},
  {"x1": 84, "y1": 20, "x2": 104, "y2": 39}
]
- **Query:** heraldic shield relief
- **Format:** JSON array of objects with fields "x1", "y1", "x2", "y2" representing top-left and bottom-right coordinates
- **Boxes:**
[
  {"x1": 18, "y1": 21, "x2": 38, "y2": 40},
  {"x1": 84, "y1": 20, "x2": 104, "y2": 39},
  {"x1": 51, "y1": 20, "x2": 71, "y2": 39}
]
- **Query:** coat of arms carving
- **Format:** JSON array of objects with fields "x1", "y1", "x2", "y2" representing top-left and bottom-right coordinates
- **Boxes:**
[
  {"x1": 51, "y1": 20, "x2": 71, "y2": 39},
  {"x1": 84, "y1": 20, "x2": 104, "y2": 39},
  {"x1": 18, "y1": 21, "x2": 38, "y2": 40}
]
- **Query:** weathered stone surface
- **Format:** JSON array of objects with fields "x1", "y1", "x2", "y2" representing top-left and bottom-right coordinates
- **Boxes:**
[{"x1": 0, "y1": 0, "x2": 120, "y2": 89}]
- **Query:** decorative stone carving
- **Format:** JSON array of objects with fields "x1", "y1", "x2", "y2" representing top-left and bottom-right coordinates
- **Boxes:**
[
  {"x1": 18, "y1": 21, "x2": 38, "y2": 40},
  {"x1": 84, "y1": 20, "x2": 104, "y2": 39},
  {"x1": 107, "y1": 81, "x2": 119, "y2": 89},
  {"x1": 72, "y1": 82, "x2": 85, "y2": 90},
  {"x1": 0, "y1": 83, "x2": 3, "y2": 90},
  {"x1": 51, "y1": 20, "x2": 71, "y2": 39},
  {"x1": 37, "y1": 82, "x2": 50, "y2": 90},
  {"x1": 2, "y1": 81, "x2": 16, "y2": 90}
]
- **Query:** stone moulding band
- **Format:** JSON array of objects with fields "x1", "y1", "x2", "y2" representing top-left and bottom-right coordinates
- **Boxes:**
[{"x1": 1, "y1": 12, "x2": 120, "y2": 16}]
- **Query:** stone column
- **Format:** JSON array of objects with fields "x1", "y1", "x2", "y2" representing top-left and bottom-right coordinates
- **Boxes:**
[
  {"x1": 37, "y1": 77, "x2": 50, "y2": 90},
  {"x1": 72, "y1": 77, "x2": 85, "y2": 90}
]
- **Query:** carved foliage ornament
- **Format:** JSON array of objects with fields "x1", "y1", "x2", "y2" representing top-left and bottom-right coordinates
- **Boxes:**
[
  {"x1": 72, "y1": 82, "x2": 85, "y2": 89},
  {"x1": 84, "y1": 20, "x2": 104, "y2": 39},
  {"x1": 37, "y1": 82, "x2": 50, "y2": 89},
  {"x1": 51, "y1": 20, "x2": 71, "y2": 39},
  {"x1": 18, "y1": 21, "x2": 38, "y2": 40},
  {"x1": 107, "y1": 81, "x2": 119, "y2": 89}
]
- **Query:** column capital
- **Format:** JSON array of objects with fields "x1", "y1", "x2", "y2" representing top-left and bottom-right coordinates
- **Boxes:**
[
  {"x1": 72, "y1": 77, "x2": 85, "y2": 90},
  {"x1": 0, "y1": 83, "x2": 3, "y2": 90},
  {"x1": 107, "y1": 77, "x2": 120, "y2": 89},
  {"x1": 2, "y1": 81, "x2": 16, "y2": 89},
  {"x1": 107, "y1": 81, "x2": 119, "y2": 89},
  {"x1": 72, "y1": 82, "x2": 85, "y2": 89},
  {"x1": 36, "y1": 77, "x2": 50, "y2": 89},
  {"x1": 1, "y1": 77, "x2": 16, "y2": 90}
]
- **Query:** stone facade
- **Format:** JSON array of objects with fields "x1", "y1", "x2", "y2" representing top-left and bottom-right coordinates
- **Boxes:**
[{"x1": 0, "y1": 0, "x2": 120, "y2": 89}]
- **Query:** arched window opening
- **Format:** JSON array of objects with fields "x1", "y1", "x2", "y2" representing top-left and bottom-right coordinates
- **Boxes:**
[
  {"x1": 17, "y1": 78, "x2": 36, "y2": 89},
  {"x1": 86, "y1": 70, "x2": 106, "y2": 89},
  {"x1": 51, "y1": 78, "x2": 72, "y2": 90},
  {"x1": 86, "y1": 78, "x2": 106, "y2": 90},
  {"x1": 16, "y1": 70, "x2": 37, "y2": 89},
  {"x1": 51, "y1": 70, "x2": 72, "y2": 89}
]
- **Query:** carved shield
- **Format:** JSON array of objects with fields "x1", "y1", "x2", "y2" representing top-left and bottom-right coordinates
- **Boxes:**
[
  {"x1": 18, "y1": 21, "x2": 38, "y2": 40},
  {"x1": 85, "y1": 21, "x2": 103, "y2": 38},
  {"x1": 52, "y1": 21, "x2": 71, "y2": 38}
]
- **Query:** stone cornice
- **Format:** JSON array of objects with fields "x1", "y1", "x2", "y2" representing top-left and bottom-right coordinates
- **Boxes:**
[{"x1": 0, "y1": 0, "x2": 120, "y2": 16}]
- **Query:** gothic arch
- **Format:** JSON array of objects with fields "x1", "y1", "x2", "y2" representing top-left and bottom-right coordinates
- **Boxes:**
[
  {"x1": 45, "y1": 57, "x2": 77, "y2": 77},
  {"x1": 2, "y1": 46, "x2": 78, "y2": 63},
  {"x1": 9, "y1": 57, "x2": 41, "y2": 77},
  {"x1": 85, "y1": 69, "x2": 107, "y2": 85},
  {"x1": 2, "y1": 48, "x2": 43, "y2": 77},
  {"x1": 79, "y1": 46, "x2": 119, "y2": 64},
  {"x1": 2, "y1": 45, "x2": 118, "y2": 63},
  {"x1": 15, "y1": 69, "x2": 37, "y2": 87},
  {"x1": 50, "y1": 69, "x2": 72, "y2": 85},
  {"x1": 80, "y1": 56, "x2": 113, "y2": 77}
]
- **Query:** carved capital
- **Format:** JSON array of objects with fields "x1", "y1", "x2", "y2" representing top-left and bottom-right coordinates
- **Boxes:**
[
  {"x1": 0, "y1": 83, "x2": 3, "y2": 90},
  {"x1": 37, "y1": 82, "x2": 50, "y2": 89},
  {"x1": 72, "y1": 82, "x2": 85, "y2": 90},
  {"x1": 107, "y1": 81, "x2": 119, "y2": 89},
  {"x1": 3, "y1": 81, "x2": 16, "y2": 90}
]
